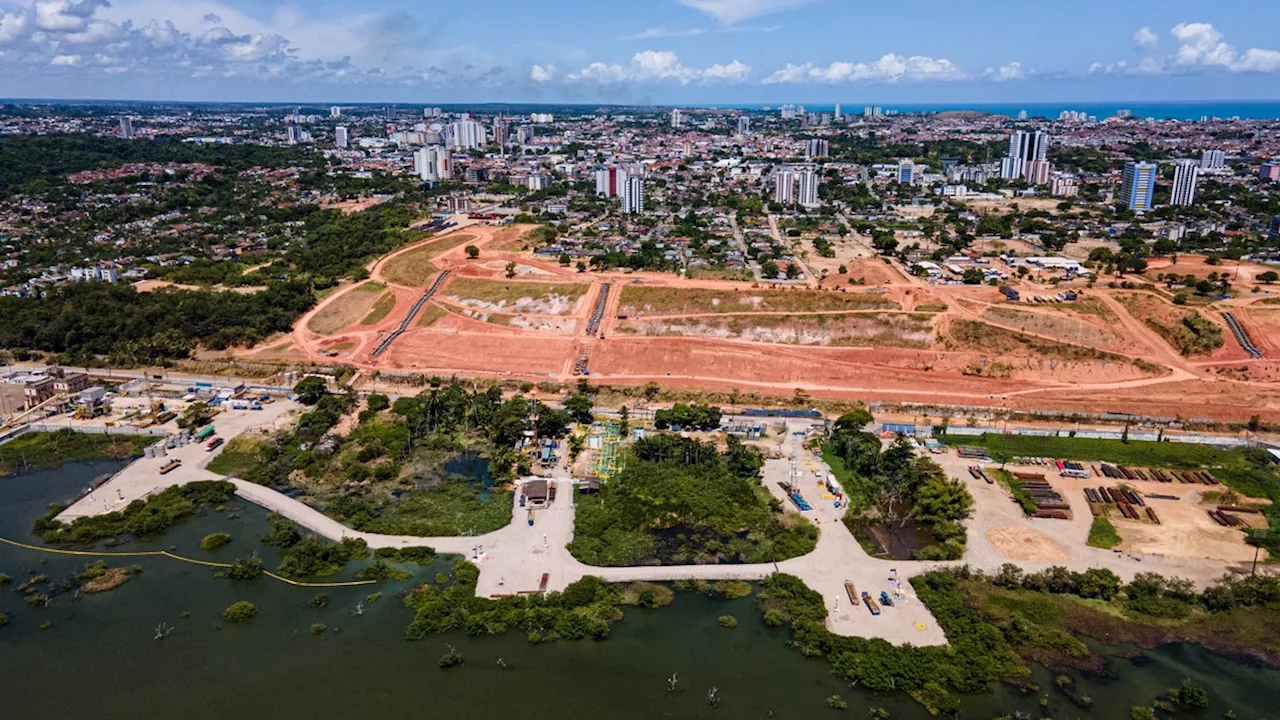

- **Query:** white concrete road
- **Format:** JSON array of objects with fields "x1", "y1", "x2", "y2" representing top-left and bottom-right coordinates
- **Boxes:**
[{"x1": 56, "y1": 400, "x2": 301, "y2": 520}]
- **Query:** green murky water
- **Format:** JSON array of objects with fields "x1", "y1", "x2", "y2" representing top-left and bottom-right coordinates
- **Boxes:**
[{"x1": 2, "y1": 462, "x2": 1278, "y2": 719}]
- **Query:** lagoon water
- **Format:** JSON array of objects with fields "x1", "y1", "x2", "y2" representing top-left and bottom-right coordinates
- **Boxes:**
[{"x1": 2, "y1": 462, "x2": 1279, "y2": 719}]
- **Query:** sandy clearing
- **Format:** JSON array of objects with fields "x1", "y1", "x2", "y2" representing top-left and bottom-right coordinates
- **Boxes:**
[{"x1": 985, "y1": 526, "x2": 1070, "y2": 562}]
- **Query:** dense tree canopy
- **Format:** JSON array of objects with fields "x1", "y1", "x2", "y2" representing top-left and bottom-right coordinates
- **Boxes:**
[{"x1": 571, "y1": 434, "x2": 816, "y2": 566}]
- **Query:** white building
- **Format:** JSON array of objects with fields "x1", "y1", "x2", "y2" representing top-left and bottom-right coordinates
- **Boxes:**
[
  {"x1": 999, "y1": 156, "x2": 1024, "y2": 180},
  {"x1": 526, "y1": 174, "x2": 550, "y2": 191},
  {"x1": 621, "y1": 176, "x2": 645, "y2": 215},
  {"x1": 774, "y1": 169, "x2": 796, "y2": 204},
  {"x1": 1008, "y1": 130, "x2": 1048, "y2": 163},
  {"x1": 671, "y1": 109, "x2": 683, "y2": 129},
  {"x1": 897, "y1": 160, "x2": 916, "y2": 185},
  {"x1": 446, "y1": 120, "x2": 486, "y2": 150},
  {"x1": 1050, "y1": 174, "x2": 1079, "y2": 197},
  {"x1": 805, "y1": 139, "x2": 829, "y2": 159},
  {"x1": 530, "y1": 113, "x2": 554, "y2": 123},
  {"x1": 736, "y1": 116, "x2": 751, "y2": 136},
  {"x1": 1172, "y1": 160, "x2": 1200, "y2": 206},
  {"x1": 1200, "y1": 149, "x2": 1226, "y2": 170},
  {"x1": 329, "y1": 106, "x2": 342, "y2": 118},
  {"x1": 119, "y1": 117, "x2": 134, "y2": 140},
  {"x1": 594, "y1": 167, "x2": 630, "y2": 197},
  {"x1": 413, "y1": 147, "x2": 451, "y2": 181},
  {"x1": 798, "y1": 170, "x2": 821, "y2": 208},
  {"x1": 334, "y1": 126, "x2": 349, "y2": 148}
]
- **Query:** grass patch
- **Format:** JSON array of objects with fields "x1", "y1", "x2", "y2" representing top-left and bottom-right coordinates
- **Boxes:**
[
  {"x1": 356, "y1": 281, "x2": 386, "y2": 293},
  {"x1": 0, "y1": 430, "x2": 151, "y2": 475},
  {"x1": 206, "y1": 435, "x2": 267, "y2": 476},
  {"x1": 381, "y1": 234, "x2": 475, "y2": 287},
  {"x1": 444, "y1": 277, "x2": 589, "y2": 311},
  {"x1": 993, "y1": 468, "x2": 1038, "y2": 516},
  {"x1": 618, "y1": 285, "x2": 899, "y2": 315},
  {"x1": 1087, "y1": 516, "x2": 1122, "y2": 549},
  {"x1": 359, "y1": 292, "x2": 397, "y2": 325},
  {"x1": 915, "y1": 303, "x2": 948, "y2": 312},
  {"x1": 415, "y1": 304, "x2": 448, "y2": 328},
  {"x1": 981, "y1": 306, "x2": 1116, "y2": 348},
  {"x1": 949, "y1": 319, "x2": 1144, "y2": 367},
  {"x1": 307, "y1": 287, "x2": 385, "y2": 335}
]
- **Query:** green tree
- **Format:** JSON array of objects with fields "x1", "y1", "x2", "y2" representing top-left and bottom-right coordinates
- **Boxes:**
[
  {"x1": 1259, "y1": 270, "x2": 1278, "y2": 284},
  {"x1": 293, "y1": 376, "x2": 329, "y2": 405},
  {"x1": 505, "y1": 261, "x2": 518, "y2": 278},
  {"x1": 222, "y1": 601, "x2": 258, "y2": 623},
  {"x1": 465, "y1": 245, "x2": 479, "y2": 259}
]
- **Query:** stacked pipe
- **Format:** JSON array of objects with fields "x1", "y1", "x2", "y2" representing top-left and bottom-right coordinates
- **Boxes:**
[
  {"x1": 372, "y1": 269, "x2": 452, "y2": 357},
  {"x1": 585, "y1": 283, "x2": 612, "y2": 335},
  {"x1": 1223, "y1": 312, "x2": 1263, "y2": 358}
]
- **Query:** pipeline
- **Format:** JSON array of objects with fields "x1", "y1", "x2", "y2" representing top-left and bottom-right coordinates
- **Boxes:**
[{"x1": 0, "y1": 535, "x2": 376, "y2": 588}]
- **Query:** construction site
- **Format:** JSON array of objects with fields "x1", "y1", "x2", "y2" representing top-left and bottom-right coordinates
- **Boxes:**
[{"x1": 229, "y1": 222, "x2": 1280, "y2": 424}]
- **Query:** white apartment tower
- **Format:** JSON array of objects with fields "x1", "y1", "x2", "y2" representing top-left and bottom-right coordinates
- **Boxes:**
[
  {"x1": 621, "y1": 177, "x2": 645, "y2": 215},
  {"x1": 1172, "y1": 160, "x2": 1200, "y2": 206},
  {"x1": 1008, "y1": 130, "x2": 1048, "y2": 163},
  {"x1": 447, "y1": 120, "x2": 486, "y2": 150},
  {"x1": 797, "y1": 170, "x2": 821, "y2": 208},
  {"x1": 1200, "y1": 149, "x2": 1226, "y2": 170},
  {"x1": 736, "y1": 116, "x2": 751, "y2": 136},
  {"x1": 671, "y1": 109, "x2": 683, "y2": 129},
  {"x1": 330, "y1": 106, "x2": 342, "y2": 118},
  {"x1": 334, "y1": 126, "x2": 349, "y2": 148},
  {"x1": 118, "y1": 117, "x2": 134, "y2": 139},
  {"x1": 774, "y1": 169, "x2": 797, "y2": 204}
]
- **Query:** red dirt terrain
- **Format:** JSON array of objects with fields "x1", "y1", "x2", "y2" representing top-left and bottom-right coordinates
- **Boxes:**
[{"x1": 269, "y1": 227, "x2": 1280, "y2": 421}]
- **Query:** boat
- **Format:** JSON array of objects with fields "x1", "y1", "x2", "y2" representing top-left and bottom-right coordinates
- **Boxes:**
[
  {"x1": 159, "y1": 459, "x2": 182, "y2": 475},
  {"x1": 845, "y1": 581, "x2": 858, "y2": 606}
]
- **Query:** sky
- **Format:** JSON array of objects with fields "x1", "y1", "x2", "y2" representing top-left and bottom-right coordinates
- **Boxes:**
[{"x1": 1, "y1": 0, "x2": 1279, "y2": 105}]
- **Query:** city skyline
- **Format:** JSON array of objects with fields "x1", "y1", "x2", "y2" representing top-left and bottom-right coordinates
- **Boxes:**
[{"x1": 0, "y1": 1, "x2": 1277, "y2": 104}]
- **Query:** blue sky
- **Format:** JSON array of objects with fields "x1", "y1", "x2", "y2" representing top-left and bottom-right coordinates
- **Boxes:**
[{"x1": 1, "y1": 0, "x2": 1278, "y2": 104}]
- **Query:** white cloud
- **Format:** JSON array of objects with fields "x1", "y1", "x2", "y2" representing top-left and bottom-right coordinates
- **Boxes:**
[
  {"x1": 537, "y1": 50, "x2": 751, "y2": 85},
  {"x1": 762, "y1": 54, "x2": 967, "y2": 84},
  {"x1": 702, "y1": 59, "x2": 751, "y2": 83},
  {"x1": 34, "y1": 0, "x2": 107, "y2": 33},
  {"x1": 1092, "y1": 22, "x2": 1280, "y2": 77},
  {"x1": 1132, "y1": 26, "x2": 1158, "y2": 49},
  {"x1": 1171, "y1": 22, "x2": 1237, "y2": 68},
  {"x1": 0, "y1": 10, "x2": 30, "y2": 44},
  {"x1": 676, "y1": 0, "x2": 817, "y2": 24},
  {"x1": 984, "y1": 61, "x2": 1025, "y2": 82},
  {"x1": 529, "y1": 64, "x2": 557, "y2": 83}
]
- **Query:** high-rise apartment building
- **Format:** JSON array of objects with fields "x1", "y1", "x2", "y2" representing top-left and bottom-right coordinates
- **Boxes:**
[
  {"x1": 805, "y1": 139, "x2": 829, "y2": 159},
  {"x1": 999, "y1": 157, "x2": 1024, "y2": 180},
  {"x1": 1171, "y1": 160, "x2": 1200, "y2": 206},
  {"x1": 1200, "y1": 149, "x2": 1226, "y2": 170},
  {"x1": 119, "y1": 117, "x2": 134, "y2": 139},
  {"x1": 526, "y1": 174, "x2": 550, "y2": 191},
  {"x1": 1050, "y1": 174, "x2": 1079, "y2": 197},
  {"x1": 621, "y1": 177, "x2": 645, "y2": 215},
  {"x1": 492, "y1": 117, "x2": 509, "y2": 147},
  {"x1": 414, "y1": 147, "x2": 451, "y2": 181},
  {"x1": 774, "y1": 169, "x2": 796, "y2": 204},
  {"x1": 594, "y1": 167, "x2": 630, "y2": 197},
  {"x1": 447, "y1": 120, "x2": 486, "y2": 150},
  {"x1": 834, "y1": 104, "x2": 842, "y2": 120},
  {"x1": 286, "y1": 125, "x2": 303, "y2": 145},
  {"x1": 671, "y1": 109, "x2": 683, "y2": 129},
  {"x1": 1260, "y1": 163, "x2": 1280, "y2": 182},
  {"x1": 1008, "y1": 130, "x2": 1048, "y2": 163},
  {"x1": 334, "y1": 126, "x2": 349, "y2": 148},
  {"x1": 798, "y1": 170, "x2": 821, "y2": 208},
  {"x1": 1024, "y1": 159, "x2": 1051, "y2": 186},
  {"x1": 1120, "y1": 161, "x2": 1158, "y2": 211},
  {"x1": 736, "y1": 116, "x2": 751, "y2": 136},
  {"x1": 329, "y1": 106, "x2": 342, "y2": 118},
  {"x1": 516, "y1": 125, "x2": 536, "y2": 145}
]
